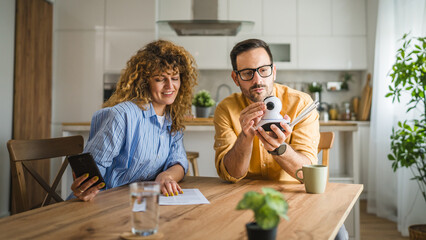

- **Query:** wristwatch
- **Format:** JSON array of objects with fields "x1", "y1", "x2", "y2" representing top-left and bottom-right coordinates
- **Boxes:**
[{"x1": 268, "y1": 143, "x2": 287, "y2": 156}]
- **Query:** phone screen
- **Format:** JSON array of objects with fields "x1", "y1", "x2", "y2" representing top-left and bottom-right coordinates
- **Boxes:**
[{"x1": 68, "y1": 153, "x2": 106, "y2": 189}]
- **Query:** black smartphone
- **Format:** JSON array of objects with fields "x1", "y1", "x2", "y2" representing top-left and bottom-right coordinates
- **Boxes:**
[{"x1": 68, "y1": 153, "x2": 106, "y2": 189}]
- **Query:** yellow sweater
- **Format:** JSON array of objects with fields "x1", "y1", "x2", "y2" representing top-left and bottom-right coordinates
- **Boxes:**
[{"x1": 214, "y1": 84, "x2": 320, "y2": 183}]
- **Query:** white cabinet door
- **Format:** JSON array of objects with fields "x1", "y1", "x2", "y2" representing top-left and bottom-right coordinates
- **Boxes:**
[
  {"x1": 166, "y1": 37, "x2": 229, "y2": 69},
  {"x1": 298, "y1": 0, "x2": 332, "y2": 36},
  {"x1": 263, "y1": 0, "x2": 297, "y2": 36},
  {"x1": 105, "y1": 0, "x2": 156, "y2": 30},
  {"x1": 104, "y1": 31, "x2": 156, "y2": 73},
  {"x1": 332, "y1": 0, "x2": 366, "y2": 35},
  {"x1": 53, "y1": 31, "x2": 104, "y2": 123},
  {"x1": 298, "y1": 37, "x2": 367, "y2": 70},
  {"x1": 229, "y1": 0, "x2": 262, "y2": 36},
  {"x1": 54, "y1": 0, "x2": 104, "y2": 30}
]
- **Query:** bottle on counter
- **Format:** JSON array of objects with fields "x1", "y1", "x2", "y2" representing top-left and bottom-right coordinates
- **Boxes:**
[
  {"x1": 329, "y1": 103, "x2": 339, "y2": 120},
  {"x1": 341, "y1": 102, "x2": 352, "y2": 121},
  {"x1": 319, "y1": 103, "x2": 329, "y2": 122}
]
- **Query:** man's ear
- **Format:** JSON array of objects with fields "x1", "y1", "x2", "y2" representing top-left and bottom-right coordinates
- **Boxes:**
[
  {"x1": 272, "y1": 64, "x2": 277, "y2": 82},
  {"x1": 231, "y1": 71, "x2": 240, "y2": 87}
]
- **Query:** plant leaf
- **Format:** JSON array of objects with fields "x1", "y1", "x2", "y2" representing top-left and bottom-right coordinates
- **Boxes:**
[
  {"x1": 255, "y1": 205, "x2": 280, "y2": 230},
  {"x1": 236, "y1": 191, "x2": 264, "y2": 211}
]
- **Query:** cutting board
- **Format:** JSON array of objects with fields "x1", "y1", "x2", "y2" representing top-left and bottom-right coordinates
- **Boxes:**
[{"x1": 358, "y1": 73, "x2": 372, "y2": 121}]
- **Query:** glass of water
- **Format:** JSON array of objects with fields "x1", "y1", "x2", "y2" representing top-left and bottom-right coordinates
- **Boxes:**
[{"x1": 129, "y1": 182, "x2": 160, "y2": 236}]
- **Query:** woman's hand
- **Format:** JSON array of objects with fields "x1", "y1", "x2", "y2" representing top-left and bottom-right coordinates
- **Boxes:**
[
  {"x1": 155, "y1": 171, "x2": 183, "y2": 197},
  {"x1": 70, "y1": 172, "x2": 105, "y2": 201}
]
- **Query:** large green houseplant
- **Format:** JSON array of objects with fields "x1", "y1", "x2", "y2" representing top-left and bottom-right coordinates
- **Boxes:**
[
  {"x1": 386, "y1": 33, "x2": 426, "y2": 238},
  {"x1": 236, "y1": 187, "x2": 288, "y2": 240}
]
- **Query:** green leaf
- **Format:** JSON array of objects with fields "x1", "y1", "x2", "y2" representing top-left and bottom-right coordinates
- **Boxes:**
[
  {"x1": 265, "y1": 194, "x2": 289, "y2": 218},
  {"x1": 255, "y1": 205, "x2": 280, "y2": 230},
  {"x1": 236, "y1": 191, "x2": 264, "y2": 211}
]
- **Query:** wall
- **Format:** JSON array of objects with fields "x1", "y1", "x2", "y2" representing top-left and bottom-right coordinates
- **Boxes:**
[{"x1": 0, "y1": 0, "x2": 15, "y2": 217}]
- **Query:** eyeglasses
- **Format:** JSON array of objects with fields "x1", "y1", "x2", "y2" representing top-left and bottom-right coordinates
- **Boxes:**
[{"x1": 234, "y1": 64, "x2": 273, "y2": 81}]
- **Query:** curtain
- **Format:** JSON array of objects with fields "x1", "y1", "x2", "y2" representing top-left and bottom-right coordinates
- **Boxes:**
[{"x1": 368, "y1": 0, "x2": 426, "y2": 236}]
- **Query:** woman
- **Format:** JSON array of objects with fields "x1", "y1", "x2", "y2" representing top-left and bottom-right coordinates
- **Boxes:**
[{"x1": 71, "y1": 40, "x2": 198, "y2": 201}]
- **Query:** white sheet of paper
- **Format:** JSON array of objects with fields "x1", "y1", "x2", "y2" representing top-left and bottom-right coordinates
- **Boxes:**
[
  {"x1": 132, "y1": 198, "x2": 146, "y2": 212},
  {"x1": 159, "y1": 189, "x2": 210, "y2": 205}
]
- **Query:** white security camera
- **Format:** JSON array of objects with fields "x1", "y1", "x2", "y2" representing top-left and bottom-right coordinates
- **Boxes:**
[{"x1": 256, "y1": 96, "x2": 289, "y2": 131}]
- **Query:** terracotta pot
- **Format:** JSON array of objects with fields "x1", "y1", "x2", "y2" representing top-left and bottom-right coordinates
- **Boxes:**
[
  {"x1": 409, "y1": 225, "x2": 426, "y2": 240},
  {"x1": 245, "y1": 222, "x2": 277, "y2": 240}
]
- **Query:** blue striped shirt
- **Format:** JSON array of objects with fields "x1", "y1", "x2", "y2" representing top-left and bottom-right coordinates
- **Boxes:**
[{"x1": 84, "y1": 101, "x2": 188, "y2": 189}]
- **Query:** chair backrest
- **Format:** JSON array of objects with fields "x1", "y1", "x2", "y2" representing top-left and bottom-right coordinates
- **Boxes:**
[
  {"x1": 7, "y1": 135, "x2": 84, "y2": 214},
  {"x1": 318, "y1": 132, "x2": 335, "y2": 169}
]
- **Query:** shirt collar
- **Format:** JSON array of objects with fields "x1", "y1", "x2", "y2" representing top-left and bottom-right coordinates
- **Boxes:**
[{"x1": 143, "y1": 103, "x2": 172, "y2": 128}]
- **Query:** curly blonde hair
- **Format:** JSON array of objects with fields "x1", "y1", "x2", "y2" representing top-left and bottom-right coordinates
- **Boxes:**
[{"x1": 103, "y1": 40, "x2": 198, "y2": 133}]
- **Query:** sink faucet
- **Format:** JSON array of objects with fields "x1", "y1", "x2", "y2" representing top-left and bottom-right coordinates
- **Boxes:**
[{"x1": 215, "y1": 84, "x2": 232, "y2": 105}]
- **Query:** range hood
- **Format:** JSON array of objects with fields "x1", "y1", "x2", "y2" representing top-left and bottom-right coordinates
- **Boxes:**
[{"x1": 157, "y1": 0, "x2": 254, "y2": 36}]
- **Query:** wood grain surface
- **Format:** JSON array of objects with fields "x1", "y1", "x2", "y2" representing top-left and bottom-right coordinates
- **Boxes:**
[
  {"x1": 0, "y1": 177, "x2": 362, "y2": 240},
  {"x1": 12, "y1": 0, "x2": 53, "y2": 214}
]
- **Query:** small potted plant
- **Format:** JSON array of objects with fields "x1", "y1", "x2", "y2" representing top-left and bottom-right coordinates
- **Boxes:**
[
  {"x1": 308, "y1": 82, "x2": 323, "y2": 102},
  {"x1": 236, "y1": 187, "x2": 289, "y2": 240},
  {"x1": 341, "y1": 72, "x2": 353, "y2": 90},
  {"x1": 192, "y1": 90, "x2": 215, "y2": 118}
]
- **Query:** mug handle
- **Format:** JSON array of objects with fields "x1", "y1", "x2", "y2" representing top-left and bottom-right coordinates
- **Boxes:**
[{"x1": 295, "y1": 168, "x2": 304, "y2": 183}]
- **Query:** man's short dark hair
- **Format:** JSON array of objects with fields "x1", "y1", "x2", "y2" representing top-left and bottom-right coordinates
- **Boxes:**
[{"x1": 230, "y1": 39, "x2": 273, "y2": 71}]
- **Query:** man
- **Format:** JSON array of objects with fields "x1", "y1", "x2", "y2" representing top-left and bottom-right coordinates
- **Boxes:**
[
  {"x1": 214, "y1": 38, "x2": 320, "y2": 183},
  {"x1": 213, "y1": 38, "x2": 348, "y2": 240}
]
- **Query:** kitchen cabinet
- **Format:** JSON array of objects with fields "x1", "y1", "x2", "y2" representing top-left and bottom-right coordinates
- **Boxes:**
[
  {"x1": 104, "y1": 0, "x2": 156, "y2": 72},
  {"x1": 263, "y1": 0, "x2": 297, "y2": 36},
  {"x1": 298, "y1": 0, "x2": 332, "y2": 36},
  {"x1": 104, "y1": 31, "x2": 155, "y2": 72},
  {"x1": 228, "y1": 0, "x2": 262, "y2": 36},
  {"x1": 298, "y1": 36, "x2": 367, "y2": 70},
  {"x1": 54, "y1": 0, "x2": 104, "y2": 30},
  {"x1": 332, "y1": 0, "x2": 366, "y2": 36},
  {"x1": 53, "y1": 0, "x2": 105, "y2": 130},
  {"x1": 105, "y1": 0, "x2": 155, "y2": 30},
  {"x1": 53, "y1": 31, "x2": 104, "y2": 123},
  {"x1": 165, "y1": 36, "x2": 229, "y2": 69},
  {"x1": 297, "y1": 0, "x2": 367, "y2": 70}
]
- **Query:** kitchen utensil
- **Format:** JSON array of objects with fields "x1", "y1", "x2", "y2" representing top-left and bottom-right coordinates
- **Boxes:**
[{"x1": 358, "y1": 73, "x2": 372, "y2": 120}]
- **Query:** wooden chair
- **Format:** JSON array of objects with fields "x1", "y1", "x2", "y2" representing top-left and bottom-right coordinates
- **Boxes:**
[
  {"x1": 7, "y1": 135, "x2": 84, "y2": 214},
  {"x1": 318, "y1": 132, "x2": 335, "y2": 178},
  {"x1": 186, "y1": 151, "x2": 199, "y2": 176}
]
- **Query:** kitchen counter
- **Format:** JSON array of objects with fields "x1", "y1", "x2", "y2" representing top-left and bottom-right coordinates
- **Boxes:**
[{"x1": 62, "y1": 119, "x2": 365, "y2": 131}]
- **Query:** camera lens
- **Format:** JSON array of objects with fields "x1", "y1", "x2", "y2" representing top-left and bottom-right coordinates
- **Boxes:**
[{"x1": 266, "y1": 102, "x2": 275, "y2": 110}]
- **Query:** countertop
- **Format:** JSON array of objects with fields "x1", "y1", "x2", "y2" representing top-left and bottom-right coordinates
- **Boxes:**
[{"x1": 62, "y1": 118, "x2": 369, "y2": 127}]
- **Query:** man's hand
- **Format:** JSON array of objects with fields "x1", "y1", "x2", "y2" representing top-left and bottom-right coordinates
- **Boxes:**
[
  {"x1": 256, "y1": 115, "x2": 292, "y2": 151},
  {"x1": 239, "y1": 102, "x2": 266, "y2": 139}
]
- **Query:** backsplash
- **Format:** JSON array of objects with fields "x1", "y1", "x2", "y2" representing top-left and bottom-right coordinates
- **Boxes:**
[
  {"x1": 197, "y1": 70, "x2": 364, "y2": 107},
  {"x1": 103, "y1": 70, "x2": 365, "y2": 115}
]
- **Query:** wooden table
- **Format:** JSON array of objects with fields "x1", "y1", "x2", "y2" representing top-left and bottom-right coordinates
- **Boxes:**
[{"x1": 0, "y1": 177, "x2": 362, "y2": 240}]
